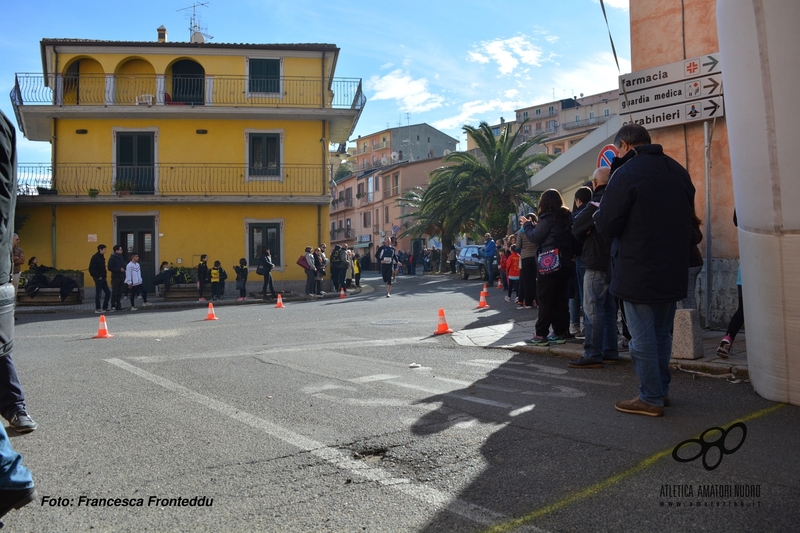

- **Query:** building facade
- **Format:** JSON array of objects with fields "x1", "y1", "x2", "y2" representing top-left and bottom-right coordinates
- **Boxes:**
[
  {"x1": 11, "y1": 30, "x2": 364, "y2": 292},
  {"x1": 349, "y1": 124, "x2": 457, "y2": 171}
]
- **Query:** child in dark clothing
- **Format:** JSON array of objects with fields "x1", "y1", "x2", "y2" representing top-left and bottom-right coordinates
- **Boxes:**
[
  {"x1": 234, "y1": 258, "x2": 248, "y2": 301},
  {"x1": 197, "y1": 254, "x2": 209, "y2": 302},
  {"x1": 210, "y1": 260, "x2": 223, "y2": 301}
]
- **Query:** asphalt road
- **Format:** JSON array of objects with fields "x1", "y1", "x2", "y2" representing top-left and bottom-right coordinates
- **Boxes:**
[{"x1": 7, "y1": 272, "x2": 800, "y2": 532}]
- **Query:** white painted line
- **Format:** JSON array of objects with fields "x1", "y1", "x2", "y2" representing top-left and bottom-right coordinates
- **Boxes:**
[
  {"x1": 349, "y1": 374, "x2": 399, "y2": 383},
  {"x1": 104, "y1": 358, "x2": 506, "y2": 526},
  {"x1": 389, "y1": 381, "x2": 515, "y2": 409},
  {"x1": 509, "y1": 405, "x2": 536, "y2": 417}
]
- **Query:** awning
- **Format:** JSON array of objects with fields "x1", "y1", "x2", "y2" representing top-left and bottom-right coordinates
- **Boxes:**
[
  {"x1": 528, "y1": 114, "x2": 621, "y2": 192},
  {"x1": 353, "y1": 242, "x2": 372, "y2": 249}
]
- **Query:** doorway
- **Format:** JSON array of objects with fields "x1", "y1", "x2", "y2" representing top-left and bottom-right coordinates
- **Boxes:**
[{"x1": 117, "y1": 216, "x2": 156, "y2": 292}]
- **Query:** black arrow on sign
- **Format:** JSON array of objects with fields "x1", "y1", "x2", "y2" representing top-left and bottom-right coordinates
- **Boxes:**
[
  {"x1": 704, "y1": 77, "x2": 720, "y2": 94},
  {"x1": 703, "y1": 56, "x2": 719, "y2": 72},
  {"x1": 704, "y1": 100, "x2": 720, "y2": 116}
]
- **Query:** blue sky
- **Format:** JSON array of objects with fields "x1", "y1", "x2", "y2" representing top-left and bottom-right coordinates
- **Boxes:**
[{"x1": 1, "y1": 0, "x2": 630, "y2": 162}]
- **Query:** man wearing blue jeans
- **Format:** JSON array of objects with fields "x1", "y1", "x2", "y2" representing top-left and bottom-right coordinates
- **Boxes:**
[
  {"x1": 482, "y1": 233, "x2": 496, "y2": 286},
  {"x1": 0, "y1": 110, "x2": 38, "y2": 525},
  {"x1": 593, "y1": 124, "x2": 695, "y2": 417},
  {"x1": 569, "y1": 168, "x2": 618, "y2": 369}
]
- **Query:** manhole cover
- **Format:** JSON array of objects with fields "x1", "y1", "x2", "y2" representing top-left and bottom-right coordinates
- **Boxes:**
[{"x1": 371, "y1": 319, "x2": 410, "y2": 326}]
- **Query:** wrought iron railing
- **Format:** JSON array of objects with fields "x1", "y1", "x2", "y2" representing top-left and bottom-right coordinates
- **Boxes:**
[
  {"x1": 12, "y1": 73, "x2": 365, "y2": 109},
  {"x1": 16, "y1": 163, "x2": 325, "y2": 196},
  {"x1": 561, "y1": 115, "x2": 611, "y2": 131}
]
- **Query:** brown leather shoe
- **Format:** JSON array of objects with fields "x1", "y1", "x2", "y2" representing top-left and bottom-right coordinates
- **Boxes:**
[{"x1": 615, "y1": 397, "x2": 664, "y2": 417}]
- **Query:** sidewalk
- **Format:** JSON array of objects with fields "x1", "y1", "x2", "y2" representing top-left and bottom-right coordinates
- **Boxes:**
[{"x1": 453, "y1": 318, "x2": 748, "y2": 379}]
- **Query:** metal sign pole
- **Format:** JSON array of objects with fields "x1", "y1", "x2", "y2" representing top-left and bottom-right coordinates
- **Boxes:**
[{"x1": 704, "y1": 120, "x2": 712, "y2": 328}]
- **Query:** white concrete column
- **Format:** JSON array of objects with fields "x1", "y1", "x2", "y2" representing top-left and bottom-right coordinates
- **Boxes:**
[
  {"x1": 718, "y1": 0, "x2": 800, "y2": 405},
  {"x1": 156, "y1": 75, "x2": 166, "y2": 105},
  {"x1": 105, "y1": 75, "x2": 115, "y2": 106}
]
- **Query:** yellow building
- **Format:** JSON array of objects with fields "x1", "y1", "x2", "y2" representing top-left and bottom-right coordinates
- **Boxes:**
[{"x1": 11, "y1": 29, "x2": 365, "y2": 292}]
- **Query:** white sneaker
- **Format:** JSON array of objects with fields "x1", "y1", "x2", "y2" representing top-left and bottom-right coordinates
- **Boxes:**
[
  {"x1": 504, "y1": 296, "x2": 511, "y2": 302},
  {"x1": 570, "y1": 323, "x2": 581, "y2": 335},
  {"x1": 130, "y1": 306, "x2": 138, "y2": 311},
  {"x1": 142, "y1": 302, "x2": 152, "y2": 307}
]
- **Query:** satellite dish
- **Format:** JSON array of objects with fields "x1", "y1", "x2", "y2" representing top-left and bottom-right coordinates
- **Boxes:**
[
  {"x1": 443, "y1": 149, "x2": 451, "y2": 155},
  {"x1": 391, "y1": 152, "x2": 399, "y2": 161},
  {"x1": 381, "y1": 156, "x2": 388, "y2": 165}
]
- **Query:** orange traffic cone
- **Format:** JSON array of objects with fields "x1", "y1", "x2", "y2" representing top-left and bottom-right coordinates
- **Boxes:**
[
  {"x1": 434, "y1": 308, "x2": 453, "y2": 335},
  {"x1": 339, "y1": 287, "x2": 347, "y2": 299},
  {"x1": 275, "y1": 294, "x2": 285, "y2": 308},
  {"x1": 92, "y1": 315, "x2": 114, "y2": 339},
  {"x1": 475, "y1": 290, "x2": 490, "y2": 309},
  {"x1": 205, "y1": 302, "x2": 218, "y2": 321},
  {"x1": 497, "y1": 279, "x2": 504, "y2": 290},
  {"x1": 482, "y1": 283, "x2": 490, "y2": 297}
]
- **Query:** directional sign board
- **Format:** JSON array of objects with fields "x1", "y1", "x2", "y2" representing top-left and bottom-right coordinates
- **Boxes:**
[
  {"x1": 621, "y1": 96, "x2": 724, "y2": 129},
  {"x1": 619, "y1": 52, "x2": 724, "y2": 130},
  {"x1": 597, "y1": 144, "x2": 619, "y2": 168},
  {"x1": 620, "y1": 76, "x2": 722, "y2": 113}
]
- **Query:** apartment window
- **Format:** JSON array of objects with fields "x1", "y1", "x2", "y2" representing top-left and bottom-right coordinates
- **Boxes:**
[
  {"x1": 548, "y1": 105, "x2": 555, "y2": 115},
  {"x1": 548, "y1": 120, "x2": 557, "y2": 130},
  {"x1": 384, "y1": 206, "x2": 390, "y2": 224},
  {"x1": 248, "y1": 222, "x2": 281, "y2": 267},
  {"x1": 553, "y1": 147, "x2": 563, "y2": 155},
  {"x1": 392, "y1": 172, "x2": 400, "y2": 196},
  {"x1": 575, "y1": 115, "x2": 581, "y2": 122},
  {"x1": 247, "y1": 131, "x2": 281, "y2": 178},
  {"x1": 248, "y1": 58, "x2": 280, "y2": 94},
  {"x1": 115, "y1": 130, "x2": 155, "y2": 194},
  {"x1": 492, "y1": 127, "x2": 500, "y2": 136},
  {"x1": 589, "y1": 111, "x2": 595, "y2": 119},
  {"x1": 383, "y1": 174, "x2": 391, "y2": 195},
  {"x1": 535, "y1": 122, "x2": 542, "y2": 131},
  {"x1": 427, "y1": 137, "x2": 430, "y2": 143},
  {"x1": 363, "y1": 211, "x2": 371, "y2": 227},
  {"x1": 523, "y1": 111, "x2": 528, "y2": 120},
  {"x1": 604, "y1": 108, "x2": 610, "y2": 117},
  {"x1": 523, "y1": 125, "x2": 530, "y2": 134},
  {"x1": 535, "y1": 109, "x2": 541, "y2": 116}
]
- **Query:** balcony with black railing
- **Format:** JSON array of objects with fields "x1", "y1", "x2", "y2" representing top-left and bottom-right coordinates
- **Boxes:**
[
  {"x1": 12, "y1": 73, "x2": 364, "y2": 109},
  {"x1": 16, "y1": 163, "x2": 327, "y2": 198}
]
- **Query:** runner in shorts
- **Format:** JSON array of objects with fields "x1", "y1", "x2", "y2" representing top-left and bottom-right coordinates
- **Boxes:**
[{"x1": 375, "y1": 237, "x2": 398, "y2": 298}]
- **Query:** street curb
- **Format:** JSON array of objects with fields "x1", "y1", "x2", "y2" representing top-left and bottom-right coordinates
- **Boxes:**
[{"x1": 510, "y1": 343, "x2": 749, "y2": 379}]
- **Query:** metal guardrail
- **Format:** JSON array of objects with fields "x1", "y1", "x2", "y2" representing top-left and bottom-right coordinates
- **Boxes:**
[
  {"x1": 16, "y1": 163, "x2": 325, "y2": 196},
  {"x1": 12, "y1": 74, "x2": 365, "y2": 109}
]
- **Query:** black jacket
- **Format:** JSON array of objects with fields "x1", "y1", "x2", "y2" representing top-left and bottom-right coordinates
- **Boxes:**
[
  {"x1": 89, "y1": 252, "x2": 107, "y2": 280},
  {"x1": 107, "y1": 253, "x2": 126, "y2": 279},
  {"x1": 259, "y1": 253, "x2": 274, "y2": 274},
  {"x1": 593, "y1": 144, "x2": 695, "y2": 304},
  {"x1": 522, "y1": 209, "x2": 574, "y2": 260},
  {"x1": 572, "y1": 184, "x2": 612, "y2": 271}
]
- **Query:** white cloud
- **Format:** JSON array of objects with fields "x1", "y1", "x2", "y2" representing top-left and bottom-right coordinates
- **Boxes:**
[
  {"x1": 550, "y1": 52, "x2": 631, "y2": 96},
  {"x1": 366, "y1": 69, "x2": 444, "y2": 113},
  {"x1": 379, "y1": 62, "x2": 394, "y2": 70},
  {"x1": 468, "y1": 35, "x2": 544, "y2": 75},
  {"x1": 431, "y1": 98, "x2": 521, "y2": 131}
]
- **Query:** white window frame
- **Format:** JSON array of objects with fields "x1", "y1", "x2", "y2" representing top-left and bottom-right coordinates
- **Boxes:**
[{"x1": 245, "y1": 129, "x2": 284, "y2": 182}]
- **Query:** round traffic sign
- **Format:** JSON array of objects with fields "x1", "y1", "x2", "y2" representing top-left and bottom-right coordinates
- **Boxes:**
[{"x1": 597, "y1": 144, "x2": 619, "y2": 168}]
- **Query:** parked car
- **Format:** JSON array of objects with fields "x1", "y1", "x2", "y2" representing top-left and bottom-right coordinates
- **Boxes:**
[{"x1": 456, "y1": 245, "x2": 497, "y2": 281}]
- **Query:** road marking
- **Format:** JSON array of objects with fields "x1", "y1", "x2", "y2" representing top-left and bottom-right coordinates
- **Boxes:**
[
  {"x1": 464, "y1": 362, "x2": 621, "y2": 386},
  {"x1": 349, "y1": 374, "x2": 399, "y2": 383},
  {"x1": 128, "y1": 337, "x2": 436, "y2": 363},
  {"x1": 104, "y1": 358, "x2": 507, "y2": 526},
  {"x1": 480, "y1": 403, "x2": 787, "y2": 533}
]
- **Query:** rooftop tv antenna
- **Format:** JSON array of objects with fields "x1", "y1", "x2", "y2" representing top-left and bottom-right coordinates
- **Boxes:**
[{"x1": 178, "y1": 2, "x2": 214, "y2": 42}]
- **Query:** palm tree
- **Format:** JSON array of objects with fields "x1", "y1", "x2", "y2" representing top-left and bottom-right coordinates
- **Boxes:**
[{"x1": 429, "y1": 121, "x2": 554, "y2": 239}]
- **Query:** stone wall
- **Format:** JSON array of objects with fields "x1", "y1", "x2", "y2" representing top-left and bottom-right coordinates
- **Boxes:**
[{"x1": 695, "y1": 258, "x2": 739, "y2": 329}]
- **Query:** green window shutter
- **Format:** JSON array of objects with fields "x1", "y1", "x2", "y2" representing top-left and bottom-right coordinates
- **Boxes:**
[
  {"x1": 249, "y1": 133, "x2": 280, "y2": 177},
  {"x1": 249, "y1": 59, "x2": 280, "y2": 93}
]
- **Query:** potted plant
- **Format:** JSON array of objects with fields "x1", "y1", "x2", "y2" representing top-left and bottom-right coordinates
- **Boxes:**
[
  {"x1": 88, "y1": 188, "x2": 99, "y2": 198},
  {"x1": 356, "y1": 192, "x2": 364, "y2": 199},
  {"x1": 114, "y1": 179, "x2": 136, "y2": 195}
]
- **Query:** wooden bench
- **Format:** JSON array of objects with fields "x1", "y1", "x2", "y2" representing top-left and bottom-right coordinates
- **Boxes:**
[
  {"x1": 17, "y1": 287, "x2": 84, "y2": 306},
  {"x1": 162, "y1": 284, "x2": 201, "y2": 301}
]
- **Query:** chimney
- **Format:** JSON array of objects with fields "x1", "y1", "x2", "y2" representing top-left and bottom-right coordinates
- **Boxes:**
[
  {"x1": 500, "y1": 117, "x2": 505, "y2": 124},
  {"x1": 157, "y1": 26, "x2": 168, "y2": 43}
]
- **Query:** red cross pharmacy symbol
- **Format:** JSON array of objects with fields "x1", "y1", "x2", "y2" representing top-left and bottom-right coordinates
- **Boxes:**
[{"x1": 685, "y1": 61, "x2": 699, "y2": 75}]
